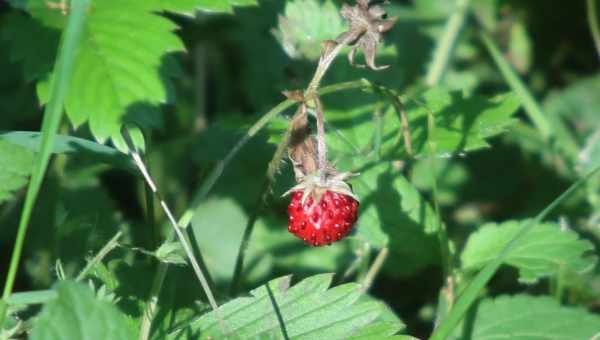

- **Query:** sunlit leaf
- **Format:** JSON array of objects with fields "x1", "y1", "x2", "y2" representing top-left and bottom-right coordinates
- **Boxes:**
[
  {"x1": 450, "y1": 295, "x2": 600, "y2": 340},
  {"x1": 461, "y1": 220, "x2": 597, "y2": 283},
  {"x1": 171, "y1": 274, "x2": 406, "y2": 339}
]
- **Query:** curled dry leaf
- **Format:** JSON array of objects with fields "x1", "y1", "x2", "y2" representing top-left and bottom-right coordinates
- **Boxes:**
[
  {"x1": 288, "y1": 105, "x2": 319, "y2": 180},
  {"x1": 336, "y1": 0, "x2": 397, "y2": 70}
]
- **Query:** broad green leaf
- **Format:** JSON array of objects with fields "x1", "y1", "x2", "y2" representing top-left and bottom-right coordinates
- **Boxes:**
[
  {"x1": 450, "y1": 295, "x2": 600, "y2": 340},
  {"x1": 273, "y1": 0, "x2": 345, "y2": 60},
  {"x1": 30, "y1": 280, "x2": 135, "y2": 339},
  {"x1": 170, "y1": 274, "x2": 406, "y2": 339},
  {"x1": 29, "y1": 0, "x2": 185, "y2": 152},
  {"x1": 397, "y1": 88, "x2": 521, "y2": 158},
  {"x1": 0, "y1": 140, "x2": 34, "y2": 203},
  {"x1": 353, "y1": 162, "x2": 441, "y2": 276},
  {"x1": 461, "y1": 220, "x2": 597, "y2": 283}
]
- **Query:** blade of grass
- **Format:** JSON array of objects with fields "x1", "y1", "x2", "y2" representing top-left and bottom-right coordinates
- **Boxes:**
[
  {"x1": 425, "y1": 0, "x2": 471, "y2": 86},
  {"x1": 0, "y1": 0, "x2": 89, "y2": 327},
  {"x1": 429, "y1": 165, "x2": 600, "y2": 340},
  {"x1": 587, "y1": 0, "x2": 600, "y2": 59},
  {"x1": 480, "y1": 31, "x2": 552, "y2": 141}
]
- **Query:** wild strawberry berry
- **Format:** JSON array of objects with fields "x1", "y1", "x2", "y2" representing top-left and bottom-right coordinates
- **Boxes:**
[{"x1": 287, "y1": 189, "x2": 359, "y2": 246}]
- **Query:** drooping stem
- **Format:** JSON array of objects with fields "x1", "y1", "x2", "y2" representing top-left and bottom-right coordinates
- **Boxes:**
[
  {"x1": 306, "y1": 41, "x2": 348, "y2": 96},
  {"x1": 313, "y1": 97, "x2": 328, "y2": 182}
]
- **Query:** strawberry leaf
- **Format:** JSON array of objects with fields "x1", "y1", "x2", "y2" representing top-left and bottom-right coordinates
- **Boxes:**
[
  {"x1": 450, "y1": 295, "x2": 600, "y2": 340},
  {"x1": 0, "y1": 139, "x2": 34, "y2": 203},
  {"x1": 9, "y1": 0, "x2": 185, "y2": 152},
  {"x1": 30, "y1": 281, "x2": 135, "y2": 339},
  {"x1": 460, "y1": 220, "x2": 597, "y2": 283},
  {"x1": 396, "y1": 88, "x2": 521, "y2": 158},
  {"x1": 169, "y1": 274, "x2": 406, "y2": 339}
]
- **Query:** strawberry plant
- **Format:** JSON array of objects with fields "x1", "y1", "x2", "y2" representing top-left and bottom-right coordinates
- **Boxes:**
[{"x1": 1, "y1": 0, "x2": 600, "y2": 339}]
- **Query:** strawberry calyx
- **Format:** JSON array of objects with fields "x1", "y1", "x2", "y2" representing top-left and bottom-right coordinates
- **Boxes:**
[{"x1": 283, "y1": 170, "x2": 359, "y2": 206}]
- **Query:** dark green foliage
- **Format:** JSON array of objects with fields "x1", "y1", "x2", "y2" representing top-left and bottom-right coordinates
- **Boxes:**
[{"x1": 1, "y1": 0, "x2": 599, "y2": 339}]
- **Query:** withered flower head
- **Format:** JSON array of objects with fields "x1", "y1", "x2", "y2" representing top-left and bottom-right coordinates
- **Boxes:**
[{"x1": 336, "y1": 0, "x2": 397, "y2": 70}]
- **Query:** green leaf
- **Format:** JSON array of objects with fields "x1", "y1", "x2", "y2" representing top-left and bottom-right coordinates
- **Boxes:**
[
  {"x1": 0, "y1": 140, "x2": 34, "y2": 203},
  {"x1": 30, "y1": 281, "x2": 135, "y2": 339},
  {"x1": 154, "y1": 242, "x2": 187, "y2": 266},
  {"x1": 0, "y1": 131, "x2": 135, "y2": 172},
  {"x1": 294, "y1": 89, "x2": 520, "y2": 161},
  {"x1": 0, "y1": 13, "x2": 60, "y2": 82},
  {"x1": 273, "y1": 0, "x2": 345, "y2": 60},
  {"x1": 170, "y1": 274, "x2": 405, "y2": 339},
  {"x1": 398, "y1": 88, "x2": 521, "y2": 158},
  {"x1": 451, "y1": 295, "x2": 600, "y2": 340},
  {"x1": 460, "y1": 220, "x2": 597, "y2": 283},
  {"x1": 32, "y1": 0, "x2": 185, "y2": 151},
  {"x1": 353, "y1": 162, "x2": 441, "y2": 276},
  {"x1": 150, "y1": 0, "x2": 258, "y2": 15}
]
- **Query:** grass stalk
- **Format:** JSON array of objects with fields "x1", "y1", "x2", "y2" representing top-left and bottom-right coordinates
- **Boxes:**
[
  {"x1": 425, "y1": 0, "x2": 471, "y2": 86},
  {"x1": 480, "y1": 31, "x2": 552, "y2": 140},
  {"x1": 0, "y1": 0, "x2": 89, "y2": 326}
]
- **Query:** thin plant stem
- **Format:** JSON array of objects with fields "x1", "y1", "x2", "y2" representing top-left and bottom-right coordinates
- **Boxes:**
[
  {"x1": 430, "y1": 165, "x2": 600, "y2": 340},
  {"x1": 229, "y1": 124, "x2": 293, "y2": 295},
  {"x1": 76, "y1": 231, "x2": 123, "y2": 282},
  {"x1": 425, "y1": 0, "x2": 471, "y2": 86},
  {"x1": 361, "y1": 247, "x2": 389, "y2": 293},
  {"x1": 587, "y1": 0, "x2": 600, "y2": 59},
  {"x1": 424, "y1": 101, "x2": 455, "y2": 321},
  {"x1": 480, "y1": 31, "x2": 552, "y2": 140},
  {"x1": 143, "y1": 152, "x2": 157, "y2": 249},
  {"x1": 371, "y1": 85, "x2": 413, "y2": 156},
  {"x1": 138, "y1": 263, "x2": 168, "y2": 340},
  {"x1": 305, "y1": 34, "x2": 357, "y2": 96},
  {"x1": 122, "y1": 129, "x2": 226, "y2": 337},
  {"x1": 0, "y1": 0, "x2": 89, "y2": 327},
  {"x1": 313, "y1": 97, "x2": 328, "y2": 181}
]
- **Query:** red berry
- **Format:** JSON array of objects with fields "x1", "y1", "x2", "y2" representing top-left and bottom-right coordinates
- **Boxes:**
[{"x1": 287, "y1": 190, "x2": 359, "y2": 246}]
